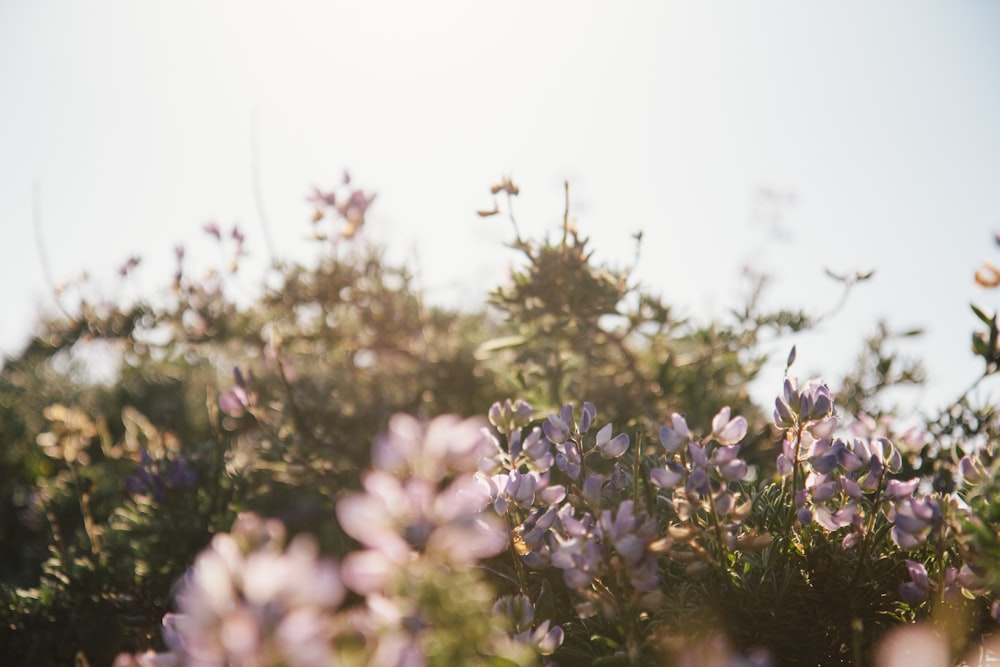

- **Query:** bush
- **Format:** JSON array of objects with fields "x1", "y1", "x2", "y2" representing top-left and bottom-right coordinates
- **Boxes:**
[{"x1": 1, "y1": 176, "x2": 997, "y2": 666}]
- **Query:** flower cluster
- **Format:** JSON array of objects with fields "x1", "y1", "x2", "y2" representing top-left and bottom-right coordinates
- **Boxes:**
[
  {"x1": 306, "y1": 170, "x2": 376, "y2": 240},
  {"x1": 336, "y1": 414, "x2": 507, "y2": 581},
  {"x1": 493, "y1": 594, "x2": 564, "y2": 656},
  {"x1": 116, "y1": 414, "x2": 563, "y2": 667},
  {"x1": 124, "y1": 450, "x2": 198, "y2": 503},
  {"x1": 481, "y1": 400, "x2": 669, "y2": 620},
  {"x1": 333, "y1": 413, "x2": 547, "y2": 665},
  {"x1": 111, "y1": 375, "x2": 1000, "y2": 667},
  {"x1": 117, "y1": 513, "x2": 345, "y2": 667},
  {"x1": 771, "y1": 376, "x2": 1000, "y2": 619},
  {"x1": 650, "y1": 408, "x2": 761, "y2": 570}
]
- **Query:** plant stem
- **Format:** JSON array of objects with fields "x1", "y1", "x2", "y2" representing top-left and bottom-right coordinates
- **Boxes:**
[{"x1": 507, "y1": 512, "x2": 528, "y2": 593}]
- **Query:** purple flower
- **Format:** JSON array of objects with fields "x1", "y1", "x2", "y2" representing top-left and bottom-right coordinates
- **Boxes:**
[
  {"x1": 776, "y1": 439, "x2": 795, "y2": 477},
  {"x1": 775, "y1": 377, "x2": 835, "y2": 429},
  {"x1": 579, "y1": 402, "x2": 597, "y2": 435},
  {"x1": 542, "y1": 413, "x2": 570, "y2": 445},
  {"x1": 168, "y1": 457, "x2": 198, "y2": 488},
  {"x1": 713, "y1": 445, "x2": 748, "y2": 481},
  {"x1": 651, "y1": 461, "x2": 686, "y2": 490},
  {"x1": 307, "y1": 187, "x2": 337, "y2": 207},
  {"x1": 219, "y1": 366, "x2": 254, "y2": 417},
  {"x1": 163, "y1": 514, "x2": 345, "y2": 667},
  {"x1": 889, "y1": 495, "x2": 940, "y2": 549},
  {"x1": 554, "y1": 440, "x2": 582, "y2": 479},
  {"x1": 595, "y1": 423, "x2": 629, "y2": 458},
  {"x1": 202, "y1": 221, "x2": 222, "y2": 240},
  {"x1": 660, "y1": 413, "x2": 690, "y2": 453},
  {"x1": 337, "y1": 189, "x2": 375, "y2": 223},
  {"x1": 126, "y1": 451, "x2": 197, "y2": 503},
  {"x1": 959, "y1": 454, "x2": 987, "y2": 485},
  {"x1": 885, "y1": 478, "x2": 920, "y2": 499},
  {"x1": 899, "y1": 559, "x2": 929, "y2": 604},
  {"x1": 483, "y1": 470, "x2": 538, "y2": 515},
  {"x1": 813, "y1": 501, "x2": 859, "y2": 531},
  {"x1": 488, "y1": 398, "x2": 533, "y2": 435},
  {"x1": 711, "y1": 407, "x2": 748, "y2": 445},
  {"x1": 372, "y1": 414, "x2": 491, "y2": 482}
]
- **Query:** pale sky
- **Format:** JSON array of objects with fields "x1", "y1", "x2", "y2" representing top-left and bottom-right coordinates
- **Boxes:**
[{"x1": 2, "y1": 1, "x2": 999, "y2": 415}]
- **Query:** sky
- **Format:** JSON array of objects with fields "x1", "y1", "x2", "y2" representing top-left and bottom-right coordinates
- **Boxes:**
[{"x1": 2, "y1": 1, "x2": 1000, "y2": 415}]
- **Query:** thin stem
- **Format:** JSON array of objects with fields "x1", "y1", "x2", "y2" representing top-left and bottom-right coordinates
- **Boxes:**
[
  {"x1": 789, "y1": 425, "x2": 805, "y2": 503},
  {"x1": 632, "y1": 432, "x2": 642, "y2": 510},
  {"x1": 849, "y1": 469, "x2": 886, "y2": 588},
  {"x1": 250, "y1": 111, "x2": 278, "y2": 267},
  {"x1": 45, "y1": 507, "x2": 67, "y2": 564},
  {"x1": 941, "y1": 369, "x2": 992, "y2": 419},
  {"x1": 505, "y1": 190, "x2": 525, "y2": 247},
  {"x1": 71, "y1": 464, "x2": 102, "y2": 561},
  {"x1": 507, "y1": 512, "x2": 528, "y2": 593},
  {"x1": 561, "y1": 180, "x2": 570, "y2": 249},
  {"x1": 32, "y1": 183, "x2": 72, "y2": 319},
  {"x1": 576, "y1": 438, "x2": 589, "y2": 485},
  {"x1": 707, "y1": 486, "x2": 730, "y2": 573},
  {"x1": 784, "y1": 425, "x2": 805, "y2": 537}
]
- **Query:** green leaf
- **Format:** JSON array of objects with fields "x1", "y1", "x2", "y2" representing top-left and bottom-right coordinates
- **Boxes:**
[
  {"x1": 535, "y1": 578, "x2": 556, "y2": 621},
  {"x1": 971, "y1": 304, "x2": 994, "y2": 326},
  {"x1": 474, "y1": 335, "x2": 528, "y2": 360}
]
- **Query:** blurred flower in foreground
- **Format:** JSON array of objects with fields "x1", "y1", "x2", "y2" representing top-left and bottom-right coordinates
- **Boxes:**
[
  {"x1": 337, "y1": 414, "x2": 506, "y2": 587},
  {"x1": 123, "y1": 513, "x2": 345, "y2": 667},
  {"x1": 872, "y1": 623, "x2": 1000, "y2": 667}
]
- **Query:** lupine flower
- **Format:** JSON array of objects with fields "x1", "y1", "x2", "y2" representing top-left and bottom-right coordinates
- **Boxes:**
[
  {"x1": 774, "y1": 377, "x2": 835, "y2": 433},
  {"x1": 554, "y1": 439, "x2": 582, "y2": 479},
  {"x1": 888, "y1": 495, "x2": 940, "y2": 549},
  {"x1": 650, "y1": 460, "x2": 686, "y2": 490},
  {"x1": 518, "y1": 505, "x2": 560, "y2": 568},
  {"x1": 372, "y1": 413, "x2": 493, "y2": 482},
  {"x1": 548, "y1": 503, "x2": 605, "y2": 592},
  {"x1": 219, "y1": 366, "x2": 255, "y2": 418},
  {"x1": 543, "y1": 413, "x2": 570, "y2": 445},
  {"x1": 480, "y1": 422, "x2": 555, "y2": 476},
  {"x1": 337, "y1": 413, "x2": 508, "y2": 597},
  {"x1": 660, "y1": 413, "x2": 690, "y2": 453},
  {"x1": 711, "y1": 407, "x2": 748, "y2": 445},
  {"x1": 713, "y1": 444, "x2": 748, "y2": 481},
  {"x1": 597, "y1": 500, "x2": 665, "y2": 592},
  {"x1": 488, "y1": 398, "x2": 533, "y2": 435},
  {"x1": 337, "y1": 470, "x2": 505, "y2": 573},
  {"x1": 202, "y1": 221, "x2": 222, "y2": 240},
  {"x1": 775, "y1": 438, "x2": 796, "y2": 477},
  {"x1": 898, "y1": 559, "x2": 930, "y2": 604},
  {"x1": 306, "y1": 186, "x2": 337, "y2": 208},
  {"x1": 885, "y1": 477, "x2": 920, "y2": 499},
  {"x1": 673, "y1": 633, "x2": 773, "y2": 667},
  {"x1": 959, "y1": 453, "x2": 988, "y2": 485},
  {"x1": 493, "y1": 594, "x2": 565, "y2": 656},
  {"x1": 157, "y1": 513, "x2": 346, "y2": 667},
  {"x1": 595, "y1": 423, "x2": 630, "y2": 458},
  {"x1": 874, "y1": 623, "x2": 949, "y2": 667},
  {"x1": 482, "y1": 469, "x2": 538, "y2": 515}
]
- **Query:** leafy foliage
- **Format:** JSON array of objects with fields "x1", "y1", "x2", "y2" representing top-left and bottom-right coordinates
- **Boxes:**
[{"x1": 1, "y1": 177, "x2": 997, "y2": 666}]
